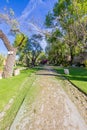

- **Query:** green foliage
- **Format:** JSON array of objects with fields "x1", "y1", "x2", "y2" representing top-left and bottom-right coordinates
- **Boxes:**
[
  {"x1": 53, "y1": 0, "x2": 87, "y2": 26},
  {"x1": 0, "y1": 68, "x2": 39, "y2": 130},
  {"x1": 45, "y1": 12, "x2": 53, "y2": 27},
  {"x1": 0, "y1": 54, "x2": 5, "y2": 67},
  {"x1": 18, "y1": 34, "x2": 43, "y2": 67},
  {"x1": 14, "y1": 33, "x2": 28, "y2": 49},
  {"x1": 83, "y1": 60, "x2": 87, "y2": 67},
  {"x1": 37, "y1": 52, "x2": 47, "y2": 64},
  {"x1": 53, "y1": 29, "x2": 62, "y2": 37},
  {"x1": 45, "y1": 0, "x2": 87, "y2": 65},
  {"x1": 46, "y1": 37, "x2": 69, "y2": 65}
]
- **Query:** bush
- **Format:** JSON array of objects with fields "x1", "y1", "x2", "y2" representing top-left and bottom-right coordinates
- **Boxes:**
[
  {"x1": 84, "y1": 60, "x2": 87, "y2": 67},
  {"x1": 0, "y1": 54, "x2": 4, "y2": 67}
]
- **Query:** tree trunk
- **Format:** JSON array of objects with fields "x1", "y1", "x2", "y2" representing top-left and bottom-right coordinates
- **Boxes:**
[
  {"x1": 32, "y1": 58, "x2": 35, "y2": 66},
  {"x1": 2, "y1": 48, "x2": 17, "y2": 78},
  {"x1": 69, "y1": 46, "x2": 74, "y2": 66},
  {"x1": 26, "y1": 55, "x2": 30, "y2": 67},
  {"x1": 0, "y1": 30, "x2": 17, "y2": 78}
]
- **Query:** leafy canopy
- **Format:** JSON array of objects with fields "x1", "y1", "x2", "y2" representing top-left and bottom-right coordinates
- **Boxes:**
[{"x1": 14, "y1": 33, "x2": 28, "y2": 49}]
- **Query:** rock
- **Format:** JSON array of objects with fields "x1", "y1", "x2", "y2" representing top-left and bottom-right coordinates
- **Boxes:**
[
  {"x1": 14, "y1": 69, "x2": 20, "y2": 76},
  {"x1": 0, "y1": 112, "x2": 5, "y2": 120},
  {"x1": 0, "y1": 72, "x2": 2, "y2": 79},
  {"x1": 64, "y1": 69, "x2": 69, "y2": 75},
  {"x1": 72, "y1": 64, "x2": 76, "y2": 67},
  {"x1": 9, "y1": 98, "x2": 14, "y2": 104}
]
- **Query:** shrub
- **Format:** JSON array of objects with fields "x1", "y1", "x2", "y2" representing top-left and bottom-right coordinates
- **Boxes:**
[
  {"x1": 83, "y1": 60, "x2": 87, "y2": 67},
  {"x1": 0, "y1": 54, "x2": 4, "y2": 67}
]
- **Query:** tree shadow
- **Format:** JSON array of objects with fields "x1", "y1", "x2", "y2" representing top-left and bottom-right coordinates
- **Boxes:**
[
  {"x1": 36, "y1": 73, "x2": 60, "y2": 77},
  {"x1": 54, "y1": 67, "x2": 87, "y2": 82},
  {"x1": 66, "y1": 75, "x2": 87, "y2": 82},
  {"x1": 36, "y1": 67, "x2": 87, "y2": 82}
]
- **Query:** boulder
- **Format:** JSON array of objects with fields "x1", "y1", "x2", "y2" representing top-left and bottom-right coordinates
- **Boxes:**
[
  {"x1": 64, "y1": 69, "x2": 69, "y2": 75},
  {"x1": 14, "y1": 69, "x2": 20, "y2": 76},
  {"x1": 0, "y1": 71, "x2": 2, "y2": 79}
]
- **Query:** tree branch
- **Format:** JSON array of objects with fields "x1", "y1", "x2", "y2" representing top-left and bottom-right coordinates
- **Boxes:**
[{"x1": 0, "y1": 30, "x2": 13, "y2": 51}]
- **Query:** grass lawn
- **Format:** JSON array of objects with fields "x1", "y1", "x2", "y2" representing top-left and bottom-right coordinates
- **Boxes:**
[
  {"x1": 0, "y1": 68, "x2": 39, "y2": 130},
  {"x1": 54, "y1": 67, "x2": 87, "y2": 94},
  {"x1": 0, "y1": 69, "x2": 36, "y2": 111}
]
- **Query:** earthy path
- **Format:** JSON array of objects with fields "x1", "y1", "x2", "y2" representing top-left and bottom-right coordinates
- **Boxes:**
[{"x1": 10, "y1": 67, "x2": 87, "y2": 130}]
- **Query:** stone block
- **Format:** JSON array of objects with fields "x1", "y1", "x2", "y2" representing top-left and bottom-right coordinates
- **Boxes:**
[
  {"x1": 64, "y1": 69, "x2": 69, "y2": 75},
  {"x1": 14, "y1": 69, "x2": 20, "y2": 76},
  {"x1": 0, "y1": 72, "x2": 2, "y2": 79}
]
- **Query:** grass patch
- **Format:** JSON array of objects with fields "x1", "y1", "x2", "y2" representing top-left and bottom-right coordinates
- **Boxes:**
[
  {"x1": 0, "y1": 69, "x2": 36, "y2": 111},
  {"x1": 54, "y1": 67, "x2": 87, "y2": 94},
  {"x1": 23, "y1": 81, "x2": 42, "y2": 112},
  {"x1": 0, "y1": 68, "x2": 39, "y2": 130}
]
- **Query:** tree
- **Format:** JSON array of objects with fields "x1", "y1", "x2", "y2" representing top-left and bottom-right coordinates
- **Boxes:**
[
  {"x1": 21, "y1": 34, "x2": 43, "y2": 67},
  {"x1": 46, "y1": 30, "x2": 69, "y2": 65},
  {"x1": 45, "y1": 12, "x2": 53, "y2": 27},
  {"x1": 0, "y1": 30, "x2": 27, "y2": 78},
  {"x1": 0, "y1": 30, "x2": 16, "y2": 78},
  {"x1": 14, "y1": 33, "x2": 28, "y2": 50},
  {"x1": 45, "y1": 0, "x2": 87, "y2": 65},
  {"x1": 0, "y1": 9, "x2": 27, "y2": 78},
  {"x1": 0, "y1": 54, "x2": 5, "y2": 67},
  {"x1": 37, "y1": 52, "x2": 47, "y2": 65}
]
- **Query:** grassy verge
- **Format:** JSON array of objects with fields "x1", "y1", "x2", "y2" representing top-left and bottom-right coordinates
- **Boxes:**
[
  {"x1": 0, "y1": 68, "x2": 36, "y2": 111},
  {"x1": 54, "y1": 67, "x2": 87, "y2": 94},
  {"x1": 0, "y1": 68, "x2": 38, "y2": 130}
]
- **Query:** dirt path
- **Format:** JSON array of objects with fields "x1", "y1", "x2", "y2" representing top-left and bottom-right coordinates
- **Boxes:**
[{"x1": 10, "y1": 67, "x2": 87, "y2": 130}]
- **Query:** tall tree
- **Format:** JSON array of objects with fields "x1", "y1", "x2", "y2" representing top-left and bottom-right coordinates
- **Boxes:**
[
  {"x1": 45, "y1": 0, "x2": 87, "y2": 65},
  {"x1": 22, "y1": 34, "x2": 42, "y2": 67},
  {"x1": 0, "y1": 54, "x2": 5, "y2": 67},
  {"x1": 46, "y1": 30, "x2": 69, "y2": 65},
  {"x1": 0, "y1": 9, "x2": 27, "y2": 78},
  {"x1": 0, "y1": 30, "x2": 27, "y2": 78}
]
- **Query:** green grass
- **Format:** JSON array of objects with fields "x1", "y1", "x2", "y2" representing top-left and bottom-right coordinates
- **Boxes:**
[
  {"x1": 54, "y1": 67, "x2": 87, "y2": 94},
  {"x1": 0, "y1": 69, "x2": 36, "y2": 111},
  {"x1": 0, "y1": 68, "x2": 39, "y2": 130}
]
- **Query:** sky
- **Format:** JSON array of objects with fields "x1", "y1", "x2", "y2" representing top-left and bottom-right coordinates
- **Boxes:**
[
  {"x1": 0, "y1": 0, "x2": 30, "y2": 54},
  {"x1": 0, "y1": 0, "x2": 29, "y2": 16},
  {"x1": 0, "y1": 0, "x2": 57, "y2": 54}
]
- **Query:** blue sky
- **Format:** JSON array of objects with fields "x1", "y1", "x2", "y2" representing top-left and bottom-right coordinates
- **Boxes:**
[
  {"x1": 0, "y1": 0, "x2": 29, "y2": 54},
  {"x1": 0, "y1": 0, "x2": 29, "y2": 16},
  {"x1": 0, "y1": 0, "x2": 57, "y2": 54}
]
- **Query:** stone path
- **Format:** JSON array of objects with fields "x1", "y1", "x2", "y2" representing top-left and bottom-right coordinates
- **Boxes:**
[{"x1": 10, "y1": 67, "x2": 87, "y2": 130}]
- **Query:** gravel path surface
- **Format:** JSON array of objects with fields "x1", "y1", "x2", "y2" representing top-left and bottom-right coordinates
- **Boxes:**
[{"x1": 10, "y1": 67, "x2": 87, "y2": 130}]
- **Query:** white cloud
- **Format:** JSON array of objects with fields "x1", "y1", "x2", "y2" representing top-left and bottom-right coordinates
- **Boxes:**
[{"x1": 40, "y1": 38, "x2": 47, "y2": 51}]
